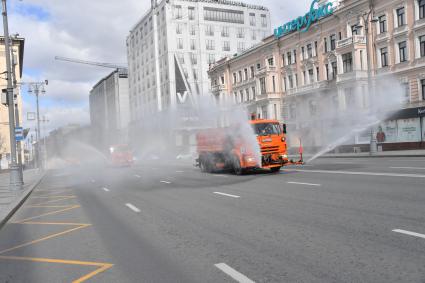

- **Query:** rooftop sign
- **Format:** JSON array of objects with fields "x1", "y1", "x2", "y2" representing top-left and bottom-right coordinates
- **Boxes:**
[{"x1": 274, "y1": 0, "x2": 334, "y2": 39}]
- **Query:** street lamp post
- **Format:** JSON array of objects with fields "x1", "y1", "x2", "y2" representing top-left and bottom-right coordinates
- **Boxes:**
[
  {"x1": 27, "y1": 81, "x2": 47, "y2": 170},
  {"x1": 2, "y1": 0, "x2": 23, "y2": 190},
  {"x1": 355, "y1": 6, "x2": 379, "y2": 155}
]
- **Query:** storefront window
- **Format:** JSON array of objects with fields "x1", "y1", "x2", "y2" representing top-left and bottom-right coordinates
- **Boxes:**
[
  {"x1": 420, "y1": 0, "x2": 425, "y2": 19},
  {"x1": 397, "y1": 118, "x2": 421, "y2": 142}
]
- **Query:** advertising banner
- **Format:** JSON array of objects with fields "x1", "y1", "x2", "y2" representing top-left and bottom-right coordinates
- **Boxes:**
[
  {"x1": 378, "y1": 120, "x2": 397, "y2": 143},
  {"x1": 396, "y1": 118, "x2": 421, "y2": 142}
]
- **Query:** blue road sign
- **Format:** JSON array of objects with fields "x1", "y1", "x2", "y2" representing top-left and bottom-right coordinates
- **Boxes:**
[{"x1": 15, "y1": 127, "x2": 24, "y2": 141}]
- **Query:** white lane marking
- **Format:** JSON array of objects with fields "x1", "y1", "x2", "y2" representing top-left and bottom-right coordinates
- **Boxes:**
[
  {"x1": 102, "y1": 187, "x2": 110, "y2": 192},
  {"x1": 287, "y1": 181, "x2": 321, "y2": 187},
  {"x1": 176, "y1": 170, "x2": 184, "y2": 173},
  {"x1": 390, "y1": 167, "x2": 425, "y2": 170},
  {"x1": 215, "y1": 263, "x2": 255, "y2": 283},
  {"x1": 392, "y1": 229, "x2": 425, "y2": 239},
  {"x1": 160, "y1": 181, "x2": 171, "y2": 184},
  {"x1": 125, "y1": 203, "x2": 141, "y2": 213},
  {"x1": 214, "y1": 192, "x2": 240, "y2": 198},
  {"x1": 134, "y1": 174, "x2": 141, "y2": 178},
  {"x1": 91, "y1": 179, "x2": 96, "y2": 183},
  {"x1": 283, "y1": 169, "x2": 425, "y2": 178},
  {"x1": 215, "y1": 174, "x2": 229, "y2": 178}
]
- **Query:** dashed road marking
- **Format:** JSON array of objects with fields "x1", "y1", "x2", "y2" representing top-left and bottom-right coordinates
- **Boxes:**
[
  {"x1": 125, "y1": 203, "x2": 141, "y2": 213},
  {"x1": 283, "y1": 169, "x2": 425, "y2": 178},
  {"x1": 392, "y1": 229, "x2": 425, "y2": 239},
  {"x1": 134, "y1": 174, "x2": 141, "y2": 178},
  {"x1": 91, "y1": 180, "x2": 96, "y2": 183},
  {"x1": 102, "y1": 188, "x2": 110, "y2": 192},
  {"x1": 287, "y1": 181, "x2": 321, "y2": 187},
  {"x1": 214, "y1": 192, "x2": 240, "y2": 198},
  {"x1": 215, "y1": 263, "x2": 255, "y2": 283},
  {"x1": 215, "y1": 174, "x2": 229, "y2": 178},
  {"x1": 160, "y1": 181, "x2": 171, "y2": 184},
  {"x1": 176, "y1": 170, "x2": 184, "y2": 173}
]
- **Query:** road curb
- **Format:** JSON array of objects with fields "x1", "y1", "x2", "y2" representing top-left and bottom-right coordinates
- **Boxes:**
[
  {"x1": 318, "y1": 154, "x2": 425, "y2": 158},
  {"x1": 0, "y1": 171, "x2": 46, "y2": 231}
]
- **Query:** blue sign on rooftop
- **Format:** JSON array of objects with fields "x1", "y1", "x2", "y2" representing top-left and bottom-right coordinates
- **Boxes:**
[{"x1": 274, "y1": 0, "x2": 334, "y2": 39}]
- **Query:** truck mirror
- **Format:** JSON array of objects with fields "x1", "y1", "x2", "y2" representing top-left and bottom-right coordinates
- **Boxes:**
[{"x1": 282, "y1": 124, "x2": 287, "y2": 134}]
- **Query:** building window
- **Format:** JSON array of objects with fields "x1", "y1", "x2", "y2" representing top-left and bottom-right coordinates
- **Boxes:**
[
  {"x1": 287, "y1": 52, "x2": 292, "y2": 65},
  {"x1": 301, "y1": 46, "x2": 305, "y2": 60},
  {"x1": 324, "y1": 38, "x2": 328, "y2": 53},
  {"x1": 206, "y1": 39, "x2": 215, "y2": 50},
  {"x1": 204, "y1": 7, "x2": 244, "y2": 24},
  {"x1": 352, "y1": 25, "x2": 359, "y2": 36},
  {"x1": 250, "y1": 66, "x2": 255, "y2": 78},
  {"x1": 331, "y1": 61, "x2": 338, "y2": 79},
  {"x1": 220, "y1": 76, "x2": 225, "y2": 84},
  {"x1": 307, "y1": 44, "x2": 313, "y2": 58},
  {"x1": 233, "y1": 73, "x2": 237, "y2": 84},
  {"x1": 260, "y1": 77, "x2": 266, "y2": 94},
  {"x1": 190, "y1": 39, "x2": 196, "y2": 50},
  {"x1": 267, "y1": 57, "x2": 274, "y2": 66},
  {"x1": 208, "y1": 54, "x2": 215, "y2": 64},
  {"x1": 193, "y1": 70, "x2": 198, "y2": 80},
  {"x1": 261, "y1": 14, "x2": 267, "y2": 27},
  {"x1": 251, "y1": 30, "x2": 257, "y2": 40},
  {"x1": 244, "y1": 68, "x2": 248, "y2": 81},
  {"x1": 293, "y1": 50, "x2": 297, "y2": 63},
  {"x1": 252, "y1": 86, "x2": 256, "y2": 98},
  {"x1": 381, "y1": 47, "x2": 388, "y2": 67},
  {"x1": 188, "y1": 7, "x2": 195, "y2": 20},
  {"x1": 221, "y1": 26, "x2": 229, "y2": 37},
  {"x1": 237, "y1": 42, "x2": 245, "y2": 52},
  {"x1": 325, "y1": 64, "x2": 329, "y2": 80},
  {"x1": 397, "y1": 7, "x2": 406, "y2": 27},
  {"x1": 177, "y1": 53, "x2": 185, "y2": 64},
  {"x1": 420, "y1": 0, "x2": 425, "y2": 19},
  {"x1": 422, "y1": 79, "x2": 425, "y2": 100},
  {"x1": 237, "y1": 28, "x2": 245, "y2": 38},
  {"x1": 175, "y1": 5, "x2": 182, "y2": 19},
  {"x1": 379, "y1": 15, "x2": 387, "y2": 33},
  {"x1": 272, "y1": 76, "x2": 276, "y2": 92},
  {"x1": 191, "y1": 53, "x2": 197, "y2": 65},
  {"x1": 288, "y1": 75, "x2": 293, "y2": 88},
  {"x1": 177, "y1": 38, "x2": 183, "y2": 49},
  {"x1": 316, "y1": 67, "x2": 319, "y2": 81},
  {"x1": 308, "y1": 69, "x2": 314, "y2": 83},
  {"x1": 249, "y1": 13, "x2": 255, "y2": 26},
  {"x1": 303, "y1": 71, "x2": 306, "y2": 85},
  {"x1": 420, "y1": 35, "x2": 425, "y2": 57},
  {"x1": 238, "y1": 70, "x2": 242, "y2": 82},
  {"x1": 342, "y1": 52, "x2": 353, "y2": 73},
  {"x1": 399, "y1": 41, "x2": 407, "y2": 62},
  {"x1": 330, "y1": 34, "x2": 336, "y2": 51},
  {"x1": 190, "y1": 25, "x2": 196, "y2": 36},
  {"x1": 206, "y1": 25, "x2": 214, "y2": 36},
  {"x1": 223, "y1": 41, "x2": 230, "y2": 51},
  {"x1": 176, "y1": 24, "x2": 182, "y2": 34}
]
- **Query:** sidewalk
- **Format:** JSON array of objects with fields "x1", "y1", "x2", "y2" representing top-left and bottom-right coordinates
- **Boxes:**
[
  {"x1": 290, "y1": 149, "x2": 425, "y2": 160},
  {"x1": 0, "y1": 169, "x2": 45, "y2": 229}
]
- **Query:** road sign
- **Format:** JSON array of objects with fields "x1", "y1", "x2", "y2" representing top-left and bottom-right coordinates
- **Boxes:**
[{"x1": 15, "y1": 127, "x2": 24, "y2": 141}]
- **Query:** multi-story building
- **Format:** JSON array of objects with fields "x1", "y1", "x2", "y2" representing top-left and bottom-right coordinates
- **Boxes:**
[
  {"x1": 0, "y1": 36, "x2": 24, "y2": 167},
  {"x1": 126, "y1": 0, "x2": 271, "y2": 123},
  {"x1": 89, "y1": 69, "x2": 130, "y2": 150},
  {"x1": 209, "y1": 0, "x2": 425, "y2": 152}
]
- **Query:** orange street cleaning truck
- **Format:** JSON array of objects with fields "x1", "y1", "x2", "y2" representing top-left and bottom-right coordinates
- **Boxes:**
[
  {"x1": 109, "y1": 144, "x2": 134, "y2": 167},
  {"x1": 196, "y1": 119, "x2": 290, "y2": 174}
]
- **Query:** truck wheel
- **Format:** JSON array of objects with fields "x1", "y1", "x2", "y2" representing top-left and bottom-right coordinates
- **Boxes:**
[
  {"x1": 200, "y1": 158, "x2": 212, "y2": 173},
  {"x1": 233, "y1": 158, "x2": 244, "y2": 175},
  {"x1": 270, "y1": 167, "x2": 281, "y2": 173}
]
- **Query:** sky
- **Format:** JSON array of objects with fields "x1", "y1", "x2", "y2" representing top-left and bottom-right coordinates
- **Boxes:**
[{"x1": 4, "y1": 0, "x2": 309, "y2": 136}]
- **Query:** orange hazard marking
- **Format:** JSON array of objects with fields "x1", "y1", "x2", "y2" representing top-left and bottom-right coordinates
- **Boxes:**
[{"x1": 1, "y1": 187, "x2": 113, "y2": 282}]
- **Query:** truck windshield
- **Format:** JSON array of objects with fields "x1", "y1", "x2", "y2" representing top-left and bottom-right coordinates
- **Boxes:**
[{"x1": 253, "y1": 123, "x2": 281, "y2": 136}]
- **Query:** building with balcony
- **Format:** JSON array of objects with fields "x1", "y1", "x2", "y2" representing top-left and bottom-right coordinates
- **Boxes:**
[{"x1": 209, "y1": 0, "x2": 425, "y2": 151}]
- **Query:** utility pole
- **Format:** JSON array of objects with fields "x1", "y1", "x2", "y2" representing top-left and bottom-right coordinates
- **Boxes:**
[
  {"x1": 11, "y1": 45, "x2": 23, "y2": 182},
  {"x1": 2, "y1": 0, "x2": 23, "y2": 190}
]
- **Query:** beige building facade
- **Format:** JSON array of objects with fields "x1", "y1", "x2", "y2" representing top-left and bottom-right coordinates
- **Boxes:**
[
  {"x1": 209, "y1": 0, "x2": 425, "y2": 151},
  {"x1": 0, "y1": 37, "x2": 24, "y2": 165}
]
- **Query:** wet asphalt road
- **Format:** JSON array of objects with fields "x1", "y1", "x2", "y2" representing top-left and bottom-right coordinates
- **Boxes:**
[{"x1": 0, "y1": 157, "x2": 425, "y2": 283}]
